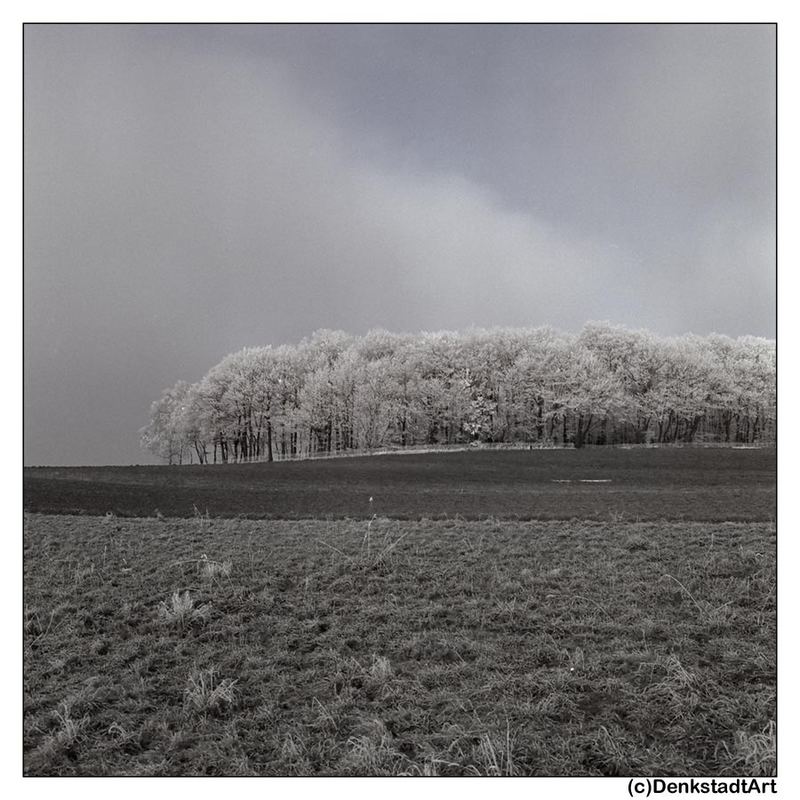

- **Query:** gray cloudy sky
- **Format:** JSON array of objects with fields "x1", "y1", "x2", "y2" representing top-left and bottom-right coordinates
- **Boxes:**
[{"x1": 24, "y1": 23, "x2": 775, "y2": 465}]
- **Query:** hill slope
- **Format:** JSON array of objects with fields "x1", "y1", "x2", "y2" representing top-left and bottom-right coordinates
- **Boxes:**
[{"x1": 24, "y1": 448, "x2": 776, "y2": 521}]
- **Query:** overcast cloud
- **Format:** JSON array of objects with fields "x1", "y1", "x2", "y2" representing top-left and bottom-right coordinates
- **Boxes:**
[{"x1": 24, "y1": 24, "x2": 775, "y2": 465}]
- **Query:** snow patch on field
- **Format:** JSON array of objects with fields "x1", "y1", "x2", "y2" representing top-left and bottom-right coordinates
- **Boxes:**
[{"x1": 552, "y1": 479, "x2": 613, "y2": 483}]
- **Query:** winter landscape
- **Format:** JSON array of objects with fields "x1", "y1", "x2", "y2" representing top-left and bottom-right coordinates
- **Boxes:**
[{"x1": 24, "y1": 24, "x2": 776, "y2": 778}]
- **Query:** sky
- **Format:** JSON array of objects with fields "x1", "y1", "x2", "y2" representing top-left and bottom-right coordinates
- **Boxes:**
[{"x1": 23, "y1": 23, "x2": 776, "y2": 466}]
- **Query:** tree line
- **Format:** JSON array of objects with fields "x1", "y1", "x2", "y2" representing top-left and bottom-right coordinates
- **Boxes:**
[{"x1": 140, "y1": 323, "x2": 776, "y2": 464}]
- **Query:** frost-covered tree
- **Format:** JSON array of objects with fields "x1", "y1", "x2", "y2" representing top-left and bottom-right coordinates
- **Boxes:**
[{"x1": 140, "y1": 381, "x2": 193, "y2": 464}]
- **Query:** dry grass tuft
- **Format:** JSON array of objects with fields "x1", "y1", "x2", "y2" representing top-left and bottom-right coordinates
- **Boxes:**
[
  {"x1": 158, "y1": 591, "x2": 210, "y2": 630},
  {"x1": 200, "y1": 556, "x2": 233, "y2": 580},
  {"x1": 727, "y1": 722, "x2": 776, "y2": 776},
  {"x1": 369, "y1": 654, "x2": 393, "y2": 683},
  {"x1": 184, "y1": 668, "x2": 237, "y2": 716}
]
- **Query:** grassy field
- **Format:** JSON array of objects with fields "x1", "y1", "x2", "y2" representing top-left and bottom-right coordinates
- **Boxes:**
[
  {"x1": 24, "y1": 516, "x2": 775, "y2": 776},
  {"x1": 22, "y1": 448, "x2": 776, "y2": 776},
  {"x1": 23, "y1": 447, "x2": 776, "y2": 521}
]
